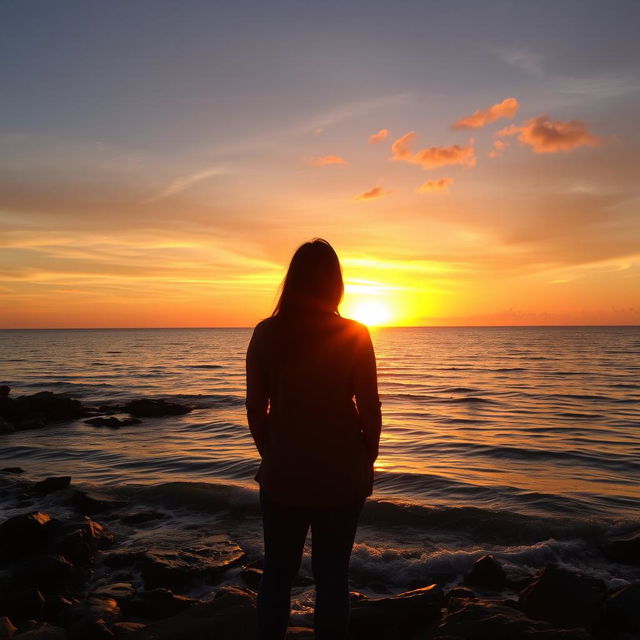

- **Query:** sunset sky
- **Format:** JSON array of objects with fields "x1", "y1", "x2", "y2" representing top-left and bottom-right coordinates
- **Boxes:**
[{"x1": 1, "y1": 0, "x2": 639, "y2": 328}]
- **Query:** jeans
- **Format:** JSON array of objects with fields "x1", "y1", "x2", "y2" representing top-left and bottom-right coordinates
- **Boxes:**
[{"x1": 257, "y1": 488, "x2": 365, "y2": 640}]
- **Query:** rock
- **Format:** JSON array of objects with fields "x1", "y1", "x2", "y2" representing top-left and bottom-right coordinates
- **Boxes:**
[
  {"x1": 0, "y1": 513, "x2": 51, "y2": 556},
  {"x1": 285, "y1": 628, "x2": 314, "y2": 638},
  {"x1": 0, "y1": 386, "x2": 9, "y2": 398},
  {"x1": 121, "y1": 589, "x2": 196, "y2": 621},
  {"x1": 32, "y1": 478, "x2": 71, "y2": 495},
  {"x1": 0, "y1": 616, "x2": 17, "y2": 640},
  {"x1": 602, "y1": 532, "x2": 640, "y2": 565},
  {"x1": 11, "y1": 623, "x2": 66, "y2": 639},
  {"x1": 49, "y1": 517, "x2": 114, "y2": 566},
  {"x1": 0, "y1": 392, "x2": 84, "y2": 430},
  {"x1": 72, "y1": 491, "x2": 125, "y2": 515},
  {"x1": 119, "y1": 511, "x2": 164, "y2": 526},
  {"x1": 349, "y1": 584, "x2": 444, "y2": 637},
  {"x1": 110, "y1": 622, "x2": 146, "y2": 638},
  {"x1": 67, "y1": 597, "x2": 121, "y2": 626},
  {"x1": 42, "y1": 595, "x2": 75, "y2": 627},
  {"x1": 0, "y1": 418, "x2": 15, "y2": 434},
  {"x1": 240, "y1": 567, "x2": 262, "y2": 591},
  {"x1": 446, "y1": 587, "x2": 476, "y2": 601},
  {"x1": 122, "y1": 399, "x2": 191, "y2": 418},
  {"x1": 139, "y1": 543, "x2": 245, "y2": 589},
  {"x1": 519, "y1": 564, "x2": 606, "y2": 629},
  {"x1": 66, "y1": 618, "x2": 113, "y2": 640},
  {"x1": 433, "y1": 599, "x2": 592, "y2": 639},
  {"x1": 0, "y1": 588, "x2": 45, "y2": 623},
  {"x1": 102, "y1": 551, "x2": 144, "y2": 569},
  {"x1": 13, "y1": 554, "x2": 74, "y2": 593},
  {"x1": 124, "y1": 586, "x2": 256, "y2": 639},
  {"x1": 84, "y1": 417, "x2": 141, "y2": 428},
  {"x1": 90, "y1": 584, "x2": 135, "y2": 604},
  {"x1": 464, "y1": 554, "x2": 506, "y2": 588},
  {"x1": 605, "y1": 582, "x2": 640, "y2": 633},
  {"x1": 1, "y1": 468, "x2": 24, "y2": 474}
]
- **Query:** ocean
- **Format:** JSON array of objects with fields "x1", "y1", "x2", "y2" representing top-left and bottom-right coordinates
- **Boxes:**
[{"x1": 1, "y1": 326, "x2": 639, "y2": 598}]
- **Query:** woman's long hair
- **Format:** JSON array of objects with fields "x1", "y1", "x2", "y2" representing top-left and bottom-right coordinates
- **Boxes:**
[{"x1": 272, "y1": 239, "x2": 343, "y2": 317}]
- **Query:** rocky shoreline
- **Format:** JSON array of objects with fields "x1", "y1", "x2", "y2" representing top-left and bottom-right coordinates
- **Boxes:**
[{"x1": 0, "y1": 469, "x2": 638, "y2": 640}]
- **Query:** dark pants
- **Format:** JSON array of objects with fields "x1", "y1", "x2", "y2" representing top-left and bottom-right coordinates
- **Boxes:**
[{"x1": 257, "y1": 489, "x2": 365, "y2": 640}]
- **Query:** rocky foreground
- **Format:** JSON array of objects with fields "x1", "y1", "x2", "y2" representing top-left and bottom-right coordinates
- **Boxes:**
[{"x1": 0, "y1": 470, "x2": 638, "y2": 640}]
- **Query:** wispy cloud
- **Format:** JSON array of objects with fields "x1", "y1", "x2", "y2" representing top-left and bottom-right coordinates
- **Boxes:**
[
  {"x1": 353, "y1": 186, "x2": 392, "y2": 202},
  {"x1": 306, "y1": 155, "x2": 347, "y2": 166},
  {"x1": 369, "y1": 128, "x2": 389, "y2": 144},
  {"x1": 488, "y1": 139, "x2": 509, "y2": 159},
  {"x1": 451, "y1": 98, "x2": 519, "y2": 130},
  {"x1": 417, "y1": 177, "x2": 454, "y2": 194},
  {"x1": 498, "y1": 115, "x2": 602, "y2": 153},
  {"x1": 144, "y1": 166, "x2": 226, "y2": 202},
  {"x1": 496, "y1": 47, "x2": 544, "y2": 76},
  {"x1": 391, "y1": 132, "x2": 476, "y2": 169}
]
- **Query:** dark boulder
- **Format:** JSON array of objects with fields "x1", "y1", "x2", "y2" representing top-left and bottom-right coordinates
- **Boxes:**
[
  {"x1": 240, "y1": 567, "x2": 263, "y2": 591},
  {"x1": 0, "y1": 417, "x2": 15, "y2": 434},
  {"x1": 464, "y1": 554, "x2": 506, "y2": 588},
  {"x1": 125, "y1": 586, "x2": 256, "y2": 640},
  {"x1": 72, "y1": 491, "x2": 126, "y2": 516},
  {"x1": 1, "y1": 467, "x2": 24, "y2": 474},
  {"x1": 67, "y1": 618, "x2": 114, "y2": 639},
  {"x1": 0, "y1": 616, "x2": 17, "y2": 639},
  {"x1": 111, "y1": 621, "x2": 146, "y2": 637},
  {"x1": 605, "y1": 581, "x2": 640, "y2": 633},
  {"x1": 433, "y1": 599, "x2": 591, "y2": 639},
  {"x1": 349, "y1": 584, "x2": 444, "y2": 638},
  {"x1": 42, "y1": 594, "x2": 75, "y2": 627},
  {"x1": 139, "y1": 542, "x2": 245, "y2": 589},
  {"x1": 0, "y1": 588, "x2": 45, "y2": 623},
  {"x1": 121, "y1": 589, "x2": 196, "y2": 621},
  {"x1": 33, "y1": 477, "x2": 71, "y2": 495},
  {"x1": 15, "y1": 392, "x2": 84, "y2": 423},
  {"x1": 602, "y1": 532, "x2": 640, "y2": 565},
  {"x1": 13, "y1": 554, "x2": 73, "y2": 593},
  {"x1": 90, "y1": 584, "x2": 136, "y2": 604},
  {"x1": 519, "y1": 564, "x2": 606, "y2": 629},
  {"x1": 11, "y1": 622, "x2": 66, "y2": 639},
  {"x1": 123, "y1": 399, "x2": 191, "y2": 418},
  {"x1": 285, "y1": 629, "x2": 314, "y2": 639},
  {"x1": 49, "y1": 516, "x2": 114, "y2": 566},
  {"x1": 0, "y1": 512, "x2": 51, "y2": 556},
  {"x1": 84, "y1": 417, "x2": 141, "y2": 428}
]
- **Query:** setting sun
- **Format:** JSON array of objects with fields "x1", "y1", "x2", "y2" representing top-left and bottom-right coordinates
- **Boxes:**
[{"x1": 348, "y1": 300, "x2": 392, "y2": 326}]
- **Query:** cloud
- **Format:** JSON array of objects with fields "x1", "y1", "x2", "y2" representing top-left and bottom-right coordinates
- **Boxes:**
[
  {"x1": 390, "y1": 132, "x2": 476, "y2": 169},
  {"x1": 144, "y1": 166, "x2": 226, "y2": 202},
  {"x1": 353, "y1": 186, "x2": 392, "y2": 202},
  {"x1": 498, "y1": 115, "x2": 602, "y2": 153},
  {"x1": 496, "y1": 47, "x2": 544, "y2": 76},
  {"x1": 313, "y1": 127, "x2": 324, "y2": 136},
  {"x1": 369, "y1": 128, "x2": 389, "y2": 144},
  {"x1": 417, "y1": 177, "x2": 454, "y2": 194},
  {"x1": 451, "y1": 97, "x2": 520, "y2": 130},
  {"x1": 306, "y1": 155, "x2": 347, "y2": 166},
  {"x1": 488, "y1": 139, "x2": 509, "y2": 159}
]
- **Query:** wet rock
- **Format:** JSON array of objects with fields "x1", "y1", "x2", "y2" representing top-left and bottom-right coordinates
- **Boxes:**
[
  {"x1": 72, "y1": 491, "x2": 126, "y2": 516},
  {"x1": 139, "y1": 543, "x2": 245, "y2": 589},
  {"x1": 122, "y1": 399, "x2": 191, "y2": 418},
  {"x1": 121, "y1": 589, "x2": 196, "y2": 621},
  {"x1": 0, "y1": 513, "x2": 51, "y2": 556},
  {"x1": 0, "y1": 588, "x2": 45, "y2": 623},
  {"x1": 90, "y1": 584, "x2": 136, "y2": 604},
  {"x1": 124, "y1": 586, "x2": 256, "y2": 639},
  {"x1": 66, "y1": 618, "x2": 113, "y2": 640},
  {"x1": 32, "y1": 478, "x2": 71, "y2": 496},
  {"x1": 519, "y1": 564, "x2": 606, "y2": 629},
  {"x1": 49, "y1": 517, "x2": 114, "y2": 566},
  {"x1": 433, "y1": 599, "x2": 591, "y2": 639},
  {"x1": 349, "y1": 584, "x2": 444, "y2": 637},
  {"x1": 13, "y1": 554, "x2": 74, "y2": 593},
  {"x1": 605, "y1": 581, "x2": 640, "y2": 633},
  {"x1": 0, "y1": 616, "x2": 17, "y2": 640},
  {"x1": 102, "y1": 551, "x2": 144, "y2": 569},
  {"x1": 110, "y1": 622, "x2": 146, "y2": 638},
  {"x1": 0, "y1": 386, "x2": 9, "y2": 398},
  {"x1": 1, "y1": 468, "x2": 24, "y2": 474},
  {"x1": 84, "y1": 417, "x2": 141, "y2": 429},
  {"x1": 119, "y1": 511, "x2": 164, "y2": 526},
  {"x1": 12, "y1": 623, "x2": 66, "y2": 639},
  {"x1": 2, "y1": 392, "x2": 84, "y2": 429},
  {"x1": 240, "y1": 567, "x2": 262, "y2": 591},
  {"x1": 602, "y1": 532, "x2": 640, "y2": 565},
  {"x1": 0, "y1": 418, "x2": 15, "y2": 434},
  {"x1": 285, "y1": 629, "x2": 314, "y2": 639},
  {"x1": 42, "y1": 596, "x2": 75, "y2": 627},
  {"x1": 67, "y1": 597, "x2": 121, "y2": 626},
  {"x1": 464, "y1": 554, "x2": 506, "y2": 589}
]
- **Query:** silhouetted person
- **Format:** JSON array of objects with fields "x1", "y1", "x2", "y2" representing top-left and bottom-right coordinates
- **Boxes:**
[{"x1": 246, "y1": 239, "x2": 382, "y2": 640}]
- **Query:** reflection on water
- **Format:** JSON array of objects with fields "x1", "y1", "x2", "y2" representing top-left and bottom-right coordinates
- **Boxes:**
[{"x1": 0, "y1": 326, "x2": 638, "y2": 519}]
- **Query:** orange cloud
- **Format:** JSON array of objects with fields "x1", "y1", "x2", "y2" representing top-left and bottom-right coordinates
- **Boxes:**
[
  {"x1": 306, "y1": 155, "x2": 346, "y2": 166},
  {"x1": 488, "y1": 139, "x2": 509, "y2": 159},
  {"x1": 353, "y1": 186, "x2": 392, "y2": 202},
  {"x1": 498, "y1": 115, "x2": 601, "y2": 153},
  {"x1": 390, "y1": 132, "x2": 476, "y2": 169},
  {"x1": 451, "y1": 97, "x2": 520, "y2": 130},
  {"x1": 369, "y1": 128, "x2": 389, "y2": 144},
  {"x1": 417, "y1": 177, "x2": 454, "y2": 194}
]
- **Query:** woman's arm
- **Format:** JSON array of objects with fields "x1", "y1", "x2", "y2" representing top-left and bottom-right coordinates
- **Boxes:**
[
  {"x1": 245, "y1": 325, "x2": 269, "y2": 457},
  {"x1": 354, "y1": 326, "x2": 382, "y2": 463}
]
